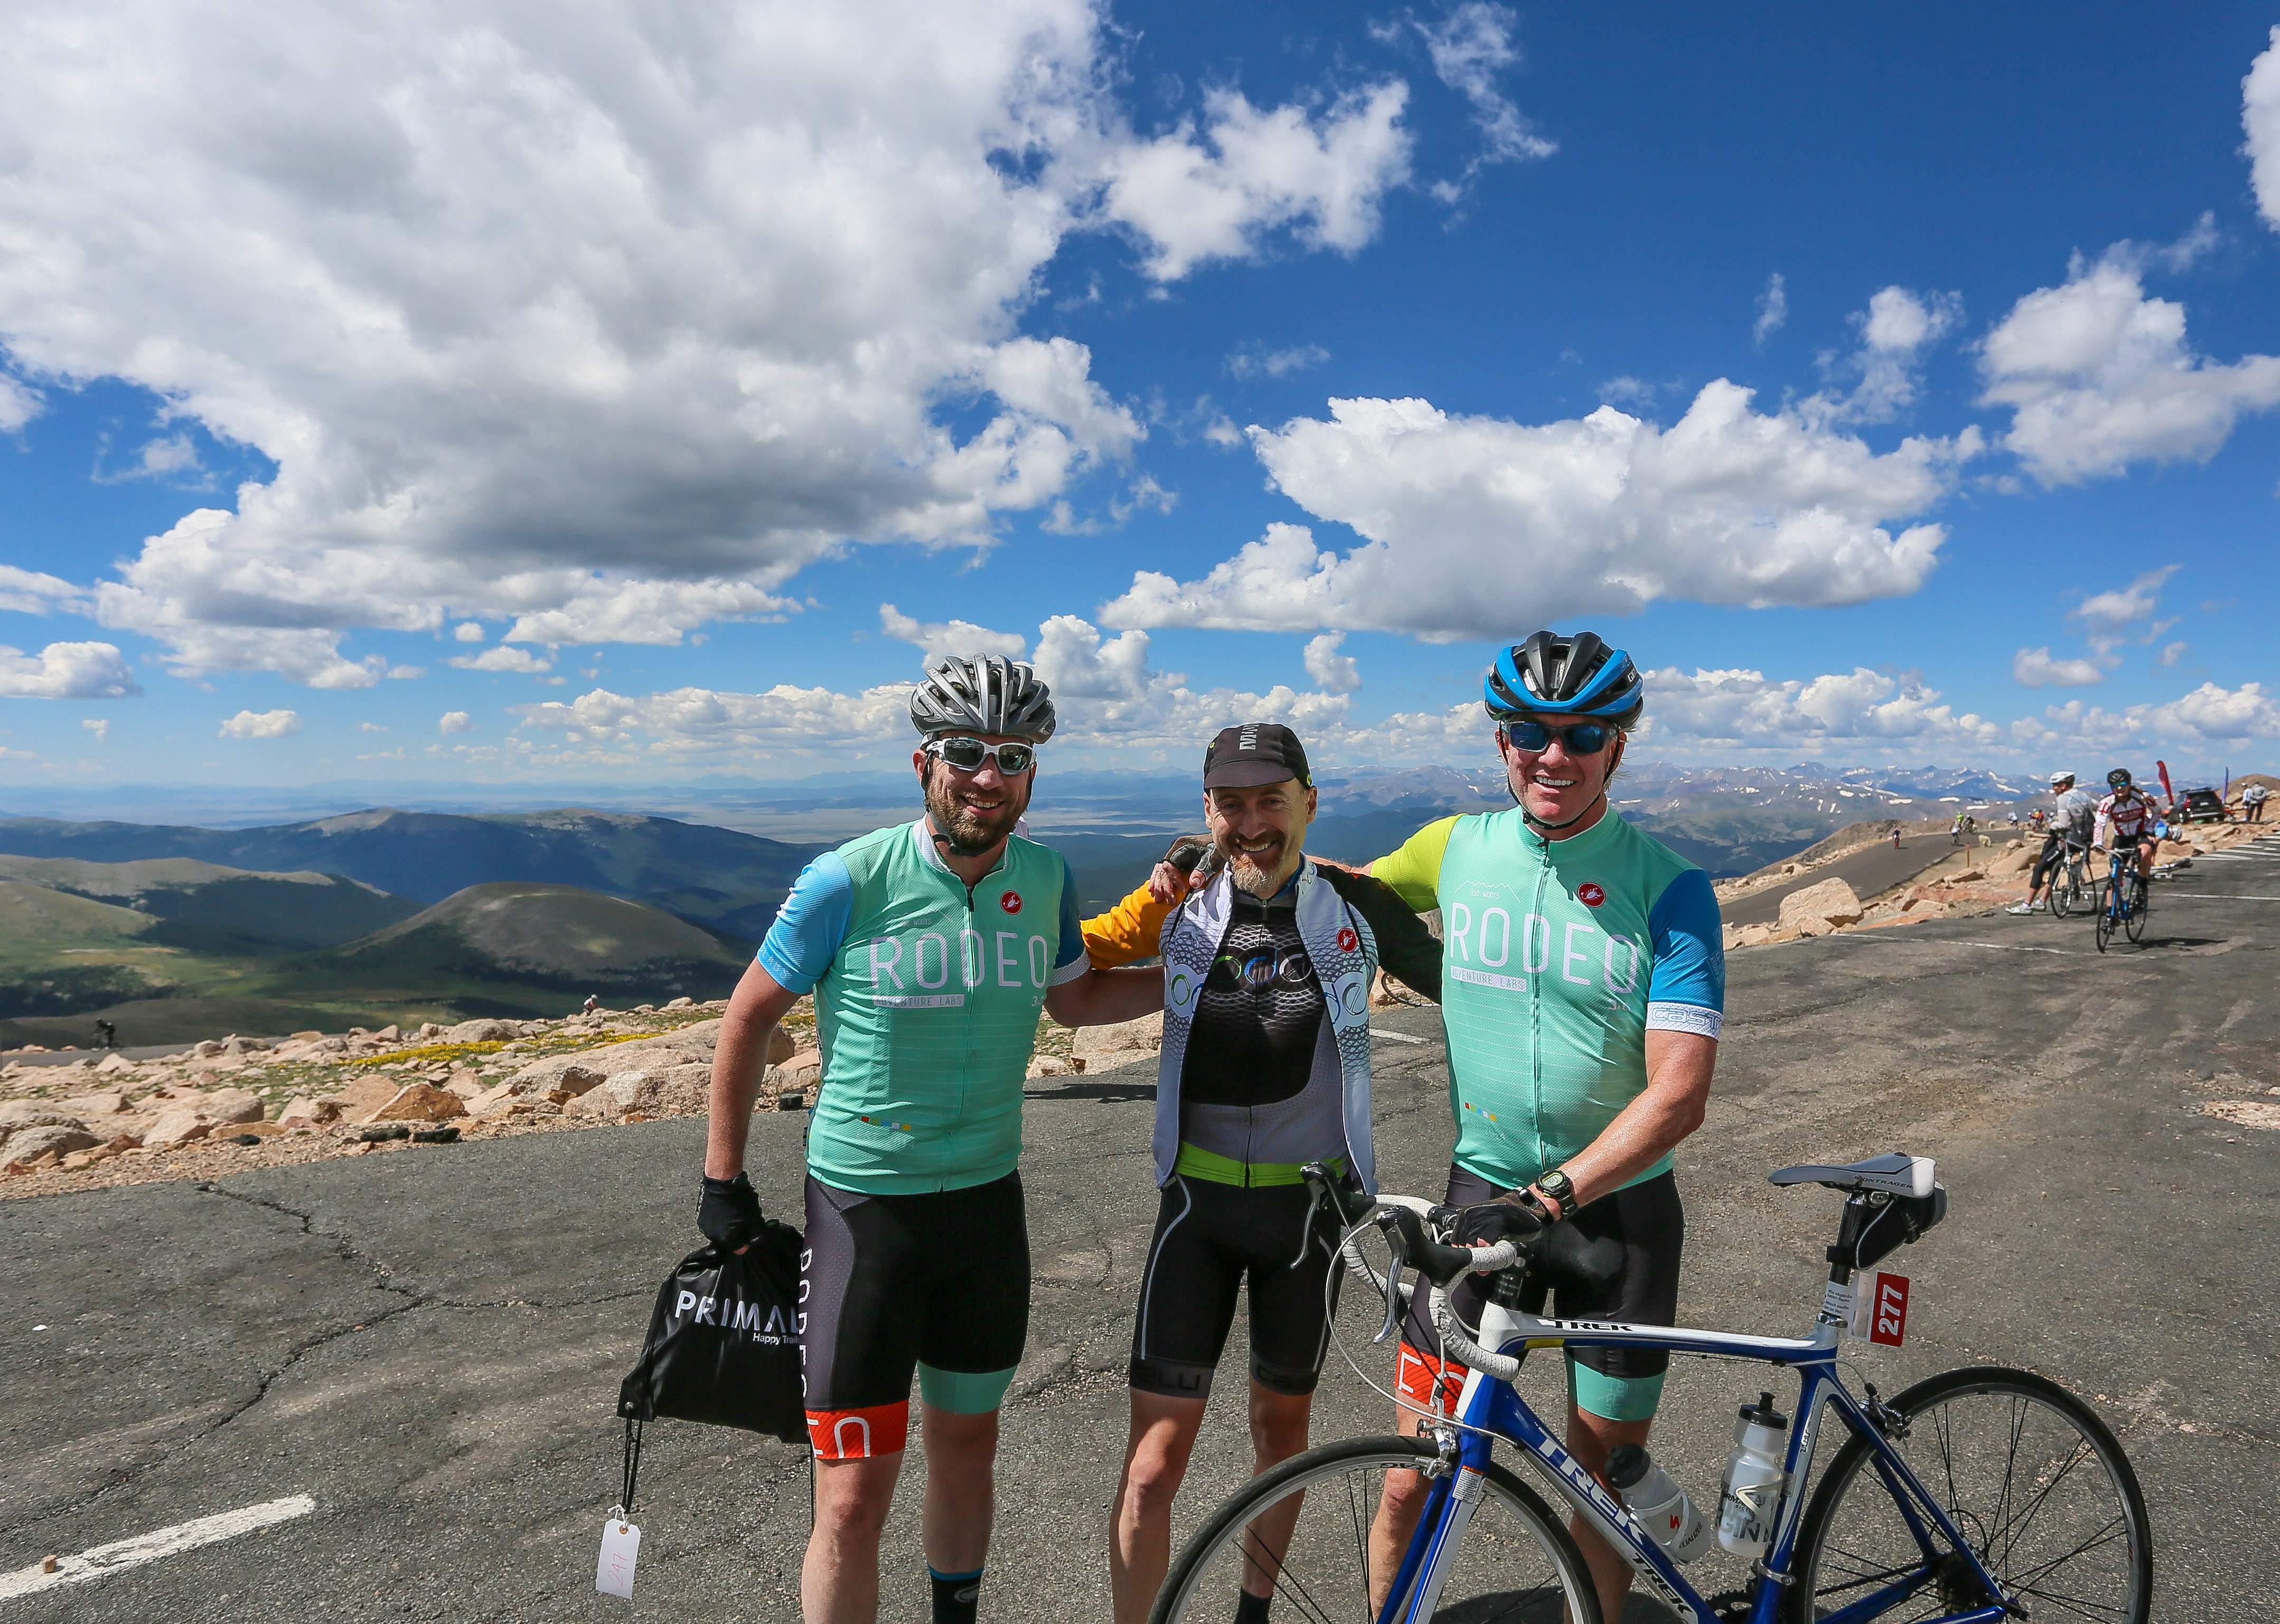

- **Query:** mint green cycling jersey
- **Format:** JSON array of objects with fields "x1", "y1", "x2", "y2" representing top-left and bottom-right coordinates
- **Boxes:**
[
  {"x1": 758, "y1": 820, "x2": 1089, "y2": 1195},
  {"x1": 1373, "y1": 806, "x2": 1724, "y2": 1193}
]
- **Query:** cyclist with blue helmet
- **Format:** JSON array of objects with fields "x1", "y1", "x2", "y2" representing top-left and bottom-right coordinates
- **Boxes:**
[{"x1": 1357, "y1": 630, "x2": 1725, "y2": 1624}]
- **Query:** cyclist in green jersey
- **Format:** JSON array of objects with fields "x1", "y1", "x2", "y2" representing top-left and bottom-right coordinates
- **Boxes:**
[
  {"x1": 1361, "y1": 631, "x2": 1724, "y2": 1624},
  {"x1": 698, "y1": 654, "x2": 1159, "y2": 1624}
]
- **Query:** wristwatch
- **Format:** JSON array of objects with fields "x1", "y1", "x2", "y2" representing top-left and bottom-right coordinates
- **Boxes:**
[{"x1": 1535, "y1": 1168, "x2": 1575, "y2": 1215}]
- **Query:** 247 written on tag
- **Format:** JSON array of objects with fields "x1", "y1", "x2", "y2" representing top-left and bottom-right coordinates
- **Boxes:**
[{"x1": 596, "y1": 1515, "x2": 641, "y2": 1599}]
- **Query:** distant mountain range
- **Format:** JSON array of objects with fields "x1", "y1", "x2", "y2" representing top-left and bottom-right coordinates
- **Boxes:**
[{"x1": 0, "y1": 806, "x2": 822, "y2": 941}]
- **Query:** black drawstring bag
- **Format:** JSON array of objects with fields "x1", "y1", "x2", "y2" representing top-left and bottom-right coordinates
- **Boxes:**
[{"x1": 614, "y1": 1222, "x2": 808, "y2": 1511}]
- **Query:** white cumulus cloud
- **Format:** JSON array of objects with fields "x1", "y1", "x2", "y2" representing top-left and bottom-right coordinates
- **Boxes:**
[
  {"x1": 82, "y1": 718, "x2": 110, "y2": 743},
  {"x1": 1407, "y1": 2, "x2": 1554, "y2": 194},
  {"x1": 1303, "y1": 632, "x2": 1362, "y2": 694},
  {"x1": 438, "y1": 710, "x2": 475, "y2": 735},
  {"x1": 0, "y1": 373, "x2": 42, "y2": 433},
  {"x1": 1639, "y1": 665, "x2": 2002, "y2": 756},
  {"x1": 0, "y1": 0, "x2": 1411, "y2": 689},
  {"x1": 1103, "y1": 384, "x2": 1976, "y2": 641},
  {"x1": 0, "y1": 642, "x2": 142, "y2": 699},
  {"x1": 1752, "y1": 273, "x2": 1787, "y2": 345},
  {"x1": 879, "y1": 604, "x2": 1028, "y2": 662},
  {"x1": 1098, "y1": 84, "x2": 1413, "y2": 279},
  {"x1": 2246, "y1": 27, "x2": 2280, "y2": 230},
  {"x1": 218, "y1": 708, "x2": 301, "y2": 739},
  {"x1": 2012, "y1": 647, "x2": 2105, "y2": 689},
  {"x1": 446, "y1": 645, "x2": 554, "y2": 673},
  {"x1": 1979, "y1": 250, "x2": 2280, "y2": 484},
  {"x1": 513, "y1": 682, "x2": 913, "y2": 756},
  {"x1": 0, "y1": 566, "x2": 89, "y2": 617}
]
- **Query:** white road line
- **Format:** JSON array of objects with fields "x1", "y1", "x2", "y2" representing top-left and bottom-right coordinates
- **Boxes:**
[
  {"x1": 0, "y1": 1496, "x2": 315, "y2": 1601},
  {"x1": 2163, "y1": 894, "x2": 2280, "y2": 902},
  {"x1": 1829, "y1": 935, "x2": 2083, "y2": 956},
  {"x1": 1369, "y1": 1028, "x2": 1430, "y2": 1044}
]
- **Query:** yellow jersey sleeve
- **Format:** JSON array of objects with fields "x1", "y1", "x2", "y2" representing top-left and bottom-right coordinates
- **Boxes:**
[
  {"x1": 1082, "y1": 879, "x2": 1176, "y2": 968},
  {"x1": 1367, "y1": 815, "x2": 1460, "y2": 911}
]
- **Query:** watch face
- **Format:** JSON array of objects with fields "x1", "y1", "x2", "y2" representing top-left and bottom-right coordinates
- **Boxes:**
[{"x1": 1540, "y1": 1171, "x2": 1573, "y2": 1199}]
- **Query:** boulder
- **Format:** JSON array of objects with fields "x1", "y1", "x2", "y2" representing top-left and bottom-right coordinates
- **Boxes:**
[
  {"x1": 59, "y1": 1092, "x2": 131, "y2": 1119},
  {"x1": 569, "y1": 1063, "x2": 711, "y2": 1118},
  {"x1": 664, "y1": 996, "x2": 695, "y2": 1009},
  {"x1": 1026, "y1": 1055, "x2": 1073, "y2": 1078},
  {"x1": 767, "y1": 1025, "x2": 797, "y2": 1066},
  {"x1": 499, "y1": 1060, "x2": 608, "y2": 1100},
  {"x1": 463, "y1": 1081, "x2": 521, "y2": 1118},
  {"x1": 143, "y1": 1110, "x2": 214, "y2": 1147},
  {"x1": 192, "y1": 1039, "x2": 225, "y2": 1058},
  {"x1": 362, "y1": 1083, "x2": 469, "y2": 1124},
  {"x1": 335, "y1": 1073, "x2": 407, "y2": 1114},
  {"x1": 374, "y1": 1025, "x2": 401, "y2": 1042},
  {"x1": 1778, "y1": 877, "x2": 1864, "y2": 932},
  {"x1": 194, "y1": 1087, "x2": 267, "y2": 1125},
  {"x1": 95, "y1": 1051, "x2": 139, "y2": 1073},
  {"x1": 0, "y1": 1103, "x2": 89, "y2": 1138},
  {"x1": 4, "y1": 1125, "x2": 99, "y2": 1167},
  {"x1": 277, "y1": 1095, "x2": 343, "y2": 1126},
  {"x1": 1072, "y1": 1011, "x2": 1164, "y2": 1067},
  {"x1": 443, "y1": 1018, "x2": 520, "y2": 1044}
]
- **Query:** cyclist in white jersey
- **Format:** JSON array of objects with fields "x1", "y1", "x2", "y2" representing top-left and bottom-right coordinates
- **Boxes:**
[{"x1": 698, "y1": 655, "x2": 1159, "y2": 1624}]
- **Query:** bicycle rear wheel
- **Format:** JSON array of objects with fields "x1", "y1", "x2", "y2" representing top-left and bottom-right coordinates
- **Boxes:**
[
  {"x1": 2049, "y1": 867, "x2": 2076, "y2": 918},
  {"x1": 1149, "y1": 1435, "x2": 1600, "y2": 1624},
  {"x1": 2095, "y1": 896, "x2": 2115, "y2": 952},
  {"x1": 1787, "y1": 1366, "x2": 2151, "y2": 1624},
  {"x1": 2124, "y1": 875, "x2": 2148, "y2": 943}
]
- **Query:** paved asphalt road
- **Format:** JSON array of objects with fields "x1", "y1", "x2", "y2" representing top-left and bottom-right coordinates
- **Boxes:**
[
  {"x1": 8, "y1": 836, "x2": 2278, "y2": 1621},
  {"x1": 1717, "y1": 832, "x2": 2019, "y2": 927}
]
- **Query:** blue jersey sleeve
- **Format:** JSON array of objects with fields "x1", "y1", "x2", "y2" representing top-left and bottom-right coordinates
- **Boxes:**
[
  {"x1": 756, "y1": 852, "x2": 855, "y2": 994},
  {"x1": 1645, "y1": 868, "x2": 1724, "y2": 1037},
  {"x1": 1049, "y1": 855, "x2": 1089, "y2": 985}
]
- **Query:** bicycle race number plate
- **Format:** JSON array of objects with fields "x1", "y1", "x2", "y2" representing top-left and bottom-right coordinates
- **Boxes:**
[{"x1": 1847, "y1": 1273, "x2": 1910, "y2": 1347}]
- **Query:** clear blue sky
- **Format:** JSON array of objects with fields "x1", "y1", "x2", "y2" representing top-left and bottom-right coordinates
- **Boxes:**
[{"x1": 2, "y1": 2, "x2": 2276, "y2": 788}]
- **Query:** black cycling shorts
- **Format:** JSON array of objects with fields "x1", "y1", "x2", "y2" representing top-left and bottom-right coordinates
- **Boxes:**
[
  {"x1": 1398, "y1": 1165, "x2": 1683, "y2": 1422},
  {"x1": 1129, "y1": 1174, "x2": 1344, "y2": 1401},
  {"x1": 799, "y1": 1171, "x2": 1029, "y2": 1460},
  {"x1": 2032, "y1": 833, "x2": 2077, "y2": 888}
]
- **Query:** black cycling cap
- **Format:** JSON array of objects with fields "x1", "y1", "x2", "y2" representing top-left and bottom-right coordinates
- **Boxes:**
[{"x1": 1203, "y1": 722, "x2": 1312, "y2": 790}]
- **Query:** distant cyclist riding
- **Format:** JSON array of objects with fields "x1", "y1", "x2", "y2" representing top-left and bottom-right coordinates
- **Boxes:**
[
  {"x1": 697, "y1": 654, "x2": 1158, "y2": 1624},
  {"x1": 1354, "y1": 630, "x2": 1724, "y2": 1624},
  {"x1": 2096, "y1": 767, "x2": 2161, "y2": 888}
]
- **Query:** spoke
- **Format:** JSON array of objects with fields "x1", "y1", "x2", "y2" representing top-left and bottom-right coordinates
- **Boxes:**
[
  {"x1": 1345, "y1": 1471, "x2": 1372, "y2": 1620},
  {"x1": 1244, "y1": 1523, "x2": 1340, "y2": 1624},
  {"x1": 1985, "y1": 1444, "x2": 2099, "y2": 1571},
  {"x1": 2000, "y1": 1517, "x2": 2128, "y2": 1593},
  {"x1": 2006, "y1": 1581, "x2": 2132, "y2": 1622}
]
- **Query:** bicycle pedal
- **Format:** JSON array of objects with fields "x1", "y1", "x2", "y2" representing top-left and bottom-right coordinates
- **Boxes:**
[{"x1": 1704, "y1": 1590, "x2": 1755, "y2": 1623}]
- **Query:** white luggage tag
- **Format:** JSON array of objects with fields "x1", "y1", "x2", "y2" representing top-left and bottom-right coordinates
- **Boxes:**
[{"x1": 596, "y1": 1506, "x2": 642, "y2": 1599}]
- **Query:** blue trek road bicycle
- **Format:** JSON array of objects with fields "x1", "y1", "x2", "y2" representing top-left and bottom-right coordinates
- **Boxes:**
[
  {"x1": 1149, "y1": 1153, "x2": 2151, "y2": 1624},
  {"x1": 2094, "y1": 847, "x2": 2149, "y2": 953}
]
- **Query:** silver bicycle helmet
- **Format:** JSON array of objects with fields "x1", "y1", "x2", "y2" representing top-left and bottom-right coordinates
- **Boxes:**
[{"x1": 909, "y1": 654, "x2": 1057, "y2": 743}]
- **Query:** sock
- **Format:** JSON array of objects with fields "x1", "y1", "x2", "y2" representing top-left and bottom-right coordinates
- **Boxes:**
[
  {"x1": 928, "y1": 1565, "x2": 983, "y2": 1624},
  {"x1": 1234, "y1": 1589, "x2": 1272, "y2": 1624}
]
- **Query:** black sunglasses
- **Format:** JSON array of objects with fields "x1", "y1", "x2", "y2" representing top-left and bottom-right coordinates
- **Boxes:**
[
  {"x1": 1501, "y1": 718, "x2": 1616, "y2": 756},
  {"x1": 927, "y1": 736, "x2": 1038, "y2": 775}
]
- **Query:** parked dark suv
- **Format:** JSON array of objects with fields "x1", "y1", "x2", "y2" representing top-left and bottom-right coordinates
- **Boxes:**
[{"x1": 2180, "y1": 787, "x2": 2227, "y2": 824}]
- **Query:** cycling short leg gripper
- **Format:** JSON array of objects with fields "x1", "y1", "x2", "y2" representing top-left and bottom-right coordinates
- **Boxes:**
[
  {"x1": 1568, "y1": 1356, "x2": 1665, "y2": 1423},
  {"x1": 917, "y1": 1362, "x2": 1016, "y2": 1414}
]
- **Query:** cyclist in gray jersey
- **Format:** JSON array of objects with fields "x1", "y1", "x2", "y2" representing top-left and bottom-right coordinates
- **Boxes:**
[{"x1": 2012, "y1": 771, "x2": 2098, "y2": 915}]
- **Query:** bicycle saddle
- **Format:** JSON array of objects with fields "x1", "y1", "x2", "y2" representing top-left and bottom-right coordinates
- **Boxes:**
[{"x1": 1767, "y1": 1152, "x2": 1934, "y2": 1198}]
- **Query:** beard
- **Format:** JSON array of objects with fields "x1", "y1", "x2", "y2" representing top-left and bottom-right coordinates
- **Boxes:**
[
  {"x1": 1223, "y1": 833, "x2": 1292, "y2": 898},
  {"x1": 925, "y1": 769, "x2": 1028, "y2": 856}
]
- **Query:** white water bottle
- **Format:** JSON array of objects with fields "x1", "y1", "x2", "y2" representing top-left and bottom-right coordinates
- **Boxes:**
[
  {"x1": 1605, "y1": 1443, "x2": 1713, "y2": 1563},
  {"x1": 1716, "y1": 1392, "x2": 1790, "y2": 1557}
]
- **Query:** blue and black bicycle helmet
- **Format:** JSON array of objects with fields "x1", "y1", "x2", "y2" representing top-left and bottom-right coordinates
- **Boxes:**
[{"x1": 1484, "y1": 630, "x2": 1645, "y2": 730}]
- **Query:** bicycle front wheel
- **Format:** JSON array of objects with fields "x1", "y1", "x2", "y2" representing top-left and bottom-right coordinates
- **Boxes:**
[
  {"x1": 2049, "y1": 870, "x2": 2076, "y2": 918},
  {"x1": 2124, "y1": 876, "x2": 2148, "y2": 943},
  {"x1": 2095, "y1": 889, "x2": 2116, "y2": 952},
  {"x1": 1150, "y1": 1435, "x2": 1600, "y2": 1624},
  {"x1": 1788, "y1": 1366, "x2": 2151, "y2": 1624}
]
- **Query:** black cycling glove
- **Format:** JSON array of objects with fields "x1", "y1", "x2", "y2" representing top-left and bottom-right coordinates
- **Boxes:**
[
  {"x1": 1454, "y1": 1191, "x2": 1549, "y2": 1247},
  {"x1": 698, "y1": 1171, "x2": 766, "y2": 1251}
]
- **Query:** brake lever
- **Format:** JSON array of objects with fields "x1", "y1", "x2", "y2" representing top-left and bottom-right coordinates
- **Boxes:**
[{"x1": 1372, "y1": 1210, "x2": 1409, "y2": 1346}]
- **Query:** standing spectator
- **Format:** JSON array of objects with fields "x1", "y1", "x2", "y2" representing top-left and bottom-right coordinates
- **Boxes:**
[
  {"x1": 95, "y1": 1019, "x2": 117, "y2": 1050},
  {"x1": 2245, "y1": 782, "x2": 2270, "y2": 823}
]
